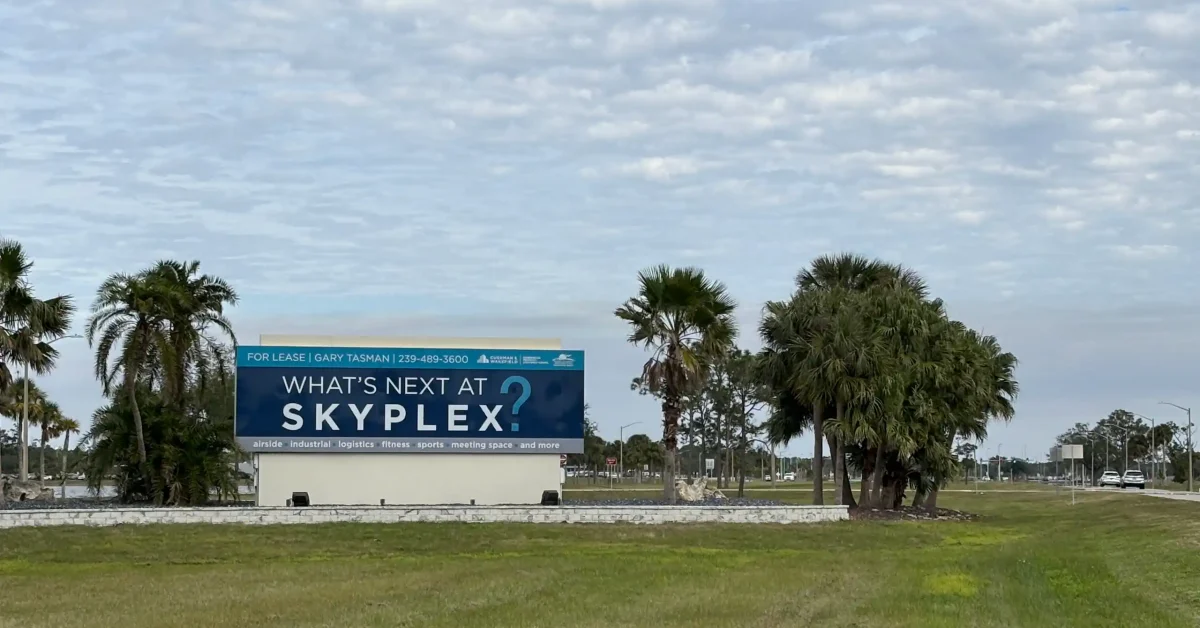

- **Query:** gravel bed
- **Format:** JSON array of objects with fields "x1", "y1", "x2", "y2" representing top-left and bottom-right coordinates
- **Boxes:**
[
  {"x1": 564, "y1": 497, "x2": 788, "y2": 507},
  {"x1": 0, "y1": 498, "x2": 252, "y2": 511},
  {"x1": 850, "y1": 506, "x2": 978, "y2": 521}
]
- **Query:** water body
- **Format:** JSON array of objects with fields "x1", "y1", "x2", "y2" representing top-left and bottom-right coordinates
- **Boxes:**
[{"x1": 59, "y1": 485, "x2": 116, "y2": 498}]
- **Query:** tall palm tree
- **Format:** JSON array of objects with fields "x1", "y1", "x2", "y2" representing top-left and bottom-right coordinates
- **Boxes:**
[
  {"x1": 911, "y1": 321, "x2": 1019, "y2": 512},
  {"x1": 86, "y1": 272, "x2": 169, "y2": 481},
  {"x1": 798, "y1": 254, "x2": 926, "y2": 505},
  {"x1": 57, "y1": 415, "x2": 80, "y2": 494},
  {"x1": 615, "y1": 265, "x2": 737, "y2": 503},
  {"x1": 0, "y1": 238, "x2": 75, "y2": 481},
  {"x1": 146, "y1": 260, "x2": 238, "y2": 407},
  {"x1": 759, "y1": 295, "x2": 830, "y2": 504}
]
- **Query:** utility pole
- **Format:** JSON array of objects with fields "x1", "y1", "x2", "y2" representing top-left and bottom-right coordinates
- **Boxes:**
[
  {"x1": 1090, "y1": 436, "x2": 1096, "y2": 486},
  {"x1": 1130, "y1": 412, "x2": 1161, "y2": 487},
  {"x1": 1160, "y1": 402, "x2": 1193, "y2": 492}
]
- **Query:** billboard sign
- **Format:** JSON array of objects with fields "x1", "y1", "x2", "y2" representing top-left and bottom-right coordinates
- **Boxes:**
[{"x1": 235, "y1": 346, "x2": 585, "y2": 453}]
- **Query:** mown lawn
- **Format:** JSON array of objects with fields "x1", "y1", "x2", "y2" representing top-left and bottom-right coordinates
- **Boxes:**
[{"x1": 0, "y1": 490, "x2": 1197, "y2": 627}]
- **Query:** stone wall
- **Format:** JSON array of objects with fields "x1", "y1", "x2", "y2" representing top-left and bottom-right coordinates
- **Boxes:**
[{"x1": 0, "y1": 505, "x2": 848, "y2": 528}]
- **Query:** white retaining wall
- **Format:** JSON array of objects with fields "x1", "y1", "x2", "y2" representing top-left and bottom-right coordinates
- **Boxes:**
[{"x1": 0, "y1": 505, "x2": 848, "y2": 528}]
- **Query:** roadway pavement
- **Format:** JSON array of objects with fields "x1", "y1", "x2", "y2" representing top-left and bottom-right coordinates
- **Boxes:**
[
  {"x1": 567, "y1": 484, "x2": 1200, "y2": 501},
  {"x1": 1085, "y1": 486, "x2": 1200, "y2": 502}
]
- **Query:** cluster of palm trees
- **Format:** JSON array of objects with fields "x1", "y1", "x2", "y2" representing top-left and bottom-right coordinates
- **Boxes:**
[
  {"x1": 1, "y1": 236, "x2": 241, "y2": 504},
  {"x1": 0, "y1": 238, "x2": 76, "y2": 487},
  {"x1": 84, "y1": 260, "x2": 240, "y2": 504},
  {"x1": 0, "y1": 378, "x2": 80, "y2": 487},
  {"x1": 617, "y1": 254, "x2": 1019, "y2": 509}
]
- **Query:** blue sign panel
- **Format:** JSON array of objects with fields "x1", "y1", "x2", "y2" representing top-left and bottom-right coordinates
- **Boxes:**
[{"x1": 235, "y1": 346, "x2": 585, "y2": 454}]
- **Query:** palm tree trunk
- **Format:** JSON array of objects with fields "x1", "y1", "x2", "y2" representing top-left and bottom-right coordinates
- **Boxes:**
[
  {"x1": 661, "y1": 395, "x2": 681, "y2": 504},
  {"x1": 38, "y1": 420, "x2": 46, "y2": 487},
  {"x1": 832, "y1": 401, "x2": 852, "y2": 506},
  {"x1": 870, "y1": 444, "x2": 886, "y2": 506},
  {"x1": 125, "y1": 366, "x2": 151, "y2": 498},
  {"x1": 170, "y1": 334, "x2": 189, "y2": 410},
  {"x1": 858, "y1": 444, "x2": 873, "y2": 505},
  {"x1": 60, "y1": 431, "x2": 70, "y2": 497},
  {"x1": 840, "y1": 454, "x2": 857, "y2": 508},
  {"x1": 19, "y1": 372, "x2": 29, "y2": 482},
  {"x1": 737, "y1": 441, "x2": 746, "y2": 498},
  {"x1": 129, "y1": 382, "x2": 148, "y2": 464},
  {"x1": 811, "y1": 402, "x2": 824, "y2": 505},
  {"x1": 924, "y1": 487, "x2": 940, "y2": 514},
  {"x1": 828, "y1": 433, "x2": 842, "y2": 506}
]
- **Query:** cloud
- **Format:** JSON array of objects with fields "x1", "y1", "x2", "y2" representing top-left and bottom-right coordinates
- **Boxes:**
[
  {"x1": 1110, "y1": 244, "x2": 1179, "y2": 260},
  {"x1": 617, "y1": 156, "x2": 706, "y2": 181},
  {"x1": 720, "y1": 47, "x2": 813, "y2": 82},
  {"x1": 0, "y1": 0, "x2": 1197, "y2": 454}
]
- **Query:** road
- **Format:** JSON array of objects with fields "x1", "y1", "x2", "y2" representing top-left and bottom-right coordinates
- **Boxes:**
[{"x1": 1085, "y1": 486, "x2": 1200, "y2": 502}]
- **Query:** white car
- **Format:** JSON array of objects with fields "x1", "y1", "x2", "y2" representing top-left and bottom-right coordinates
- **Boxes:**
[
  {"x1": 783, "y1": 472, "x2": 796, "y2": 482},
  {"x1": 1099, "y1": 471, "x2": 1121, "y2": 487},
  {"x1": 1120, "y1": 470, "x2": 1145, "y2": 490}
]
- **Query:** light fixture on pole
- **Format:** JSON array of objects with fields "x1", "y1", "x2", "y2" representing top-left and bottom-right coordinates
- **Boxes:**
[
  {"x1": 1089, "y1": 434, "x2": 1097, "y2": 486},
  {"x1": 1159, "y1": 401, "x2": 1194, "y2": 492},
  {"x1": 18, "y1": 334, "x2": 83, "y2": 482},
  {"x1": 618, "y1": 421, "x2": 640, "y2": 483},
  {"x1": 1104, "y1": 425, "x2": 1130, "y2": 474}
]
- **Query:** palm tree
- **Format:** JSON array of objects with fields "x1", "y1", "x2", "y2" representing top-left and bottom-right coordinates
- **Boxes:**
[
  {"x1": 797, "y1": 254, "x2": 926, "y2": 506},
  {"x1": 57, "y1": 415, "x2": 80, "y2": 495},
  {"x1": 145, "y1": 260, "x2": 238, "y2": 406},
  {"x1": 0, "y1": 377, "x2": 50, "y2": 482},
  {"x1": 86, "y1": 272, "x2": 169, "y2": 482},
  {"x1": 0, "y1": 238, "x2": 75, "y2": 481},
  {"x1": 35, "y1": 399, "x2": 64, "y2": 487},
  {"x1": 84, "y1": 385, "x2": 240, "y2": 505},
  {"x1": 615, "y1": 265, "x2": 737, "y2": 503}
]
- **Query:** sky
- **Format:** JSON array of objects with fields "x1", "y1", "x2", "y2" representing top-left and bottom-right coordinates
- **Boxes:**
[{"x1": 2, "y1": 0, "x2": 1198, "y2": 461}]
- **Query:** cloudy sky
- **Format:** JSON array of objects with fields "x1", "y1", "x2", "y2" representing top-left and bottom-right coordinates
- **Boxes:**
[{"x1": 3, "y1": 0, "x2": 1198, "y2": 460}]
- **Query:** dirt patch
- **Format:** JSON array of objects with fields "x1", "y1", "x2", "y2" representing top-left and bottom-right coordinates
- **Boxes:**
[{"x1": 849, "y1": 506, "x2": 978, "y2": 521}]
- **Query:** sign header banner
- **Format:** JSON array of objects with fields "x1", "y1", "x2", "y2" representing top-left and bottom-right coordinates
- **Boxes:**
[{"x1": 235, "y1": 346, "x2": 585, "y2": 454}]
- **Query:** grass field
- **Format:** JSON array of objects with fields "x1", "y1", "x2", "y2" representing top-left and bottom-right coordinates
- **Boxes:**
[{"x1": 1, "y1": 490, "x2": 1198, "y2": 627}]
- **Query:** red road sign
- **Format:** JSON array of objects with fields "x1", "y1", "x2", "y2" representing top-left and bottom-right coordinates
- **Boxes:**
[
  {"x1": 560, "y1": 454, "x2": 567, "y2": 467},
  {"x1": 606, "y1": 457, "x2": 617, "y2": 466}
]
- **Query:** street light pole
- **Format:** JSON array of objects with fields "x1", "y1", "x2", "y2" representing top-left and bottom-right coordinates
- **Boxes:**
[
  {"x1": 17, "y1": 334, "x2": 82, "y2": 483},
  {"x1": 1090, "y1": 436, "x2": 1096, "y2": 486},
  {"x1": 618, "y1": 421, "x2": 640, "y2": 484},
  {"x1": 1159, "y1": 402, "x2": 1194, "y2": 492}
]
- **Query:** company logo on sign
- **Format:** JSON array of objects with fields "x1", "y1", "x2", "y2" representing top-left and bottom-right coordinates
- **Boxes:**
[
  {"x1": 553, "y1": 353, "x2": 575, "y2": 368},
  {"x1": 477, "y1": 355, "x2": 490, "y2": 364}
]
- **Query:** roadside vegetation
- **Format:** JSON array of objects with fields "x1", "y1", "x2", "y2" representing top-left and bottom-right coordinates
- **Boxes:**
[
  {"x1": 613, "y1": 255, "x2": 1020, "y2": 510},
  {"x1": 1, "y1": 237, "x2": 241, "y2": 504},
  {"x1": 1, "y1": 491, "x2": 1198, "y2": 627}
]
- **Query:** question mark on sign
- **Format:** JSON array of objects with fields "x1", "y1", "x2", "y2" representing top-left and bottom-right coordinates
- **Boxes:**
[{"x1": 500, "y1": 376, "x2": 531, "y2": 432}]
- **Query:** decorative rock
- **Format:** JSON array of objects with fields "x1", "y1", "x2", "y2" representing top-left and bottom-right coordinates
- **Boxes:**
[
  {"x1": 674, "y1": 476, "x2": 727, "y2": 502},
  {"x1": 1, "y1": 477, "x2": 55, "y2": 503}
]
